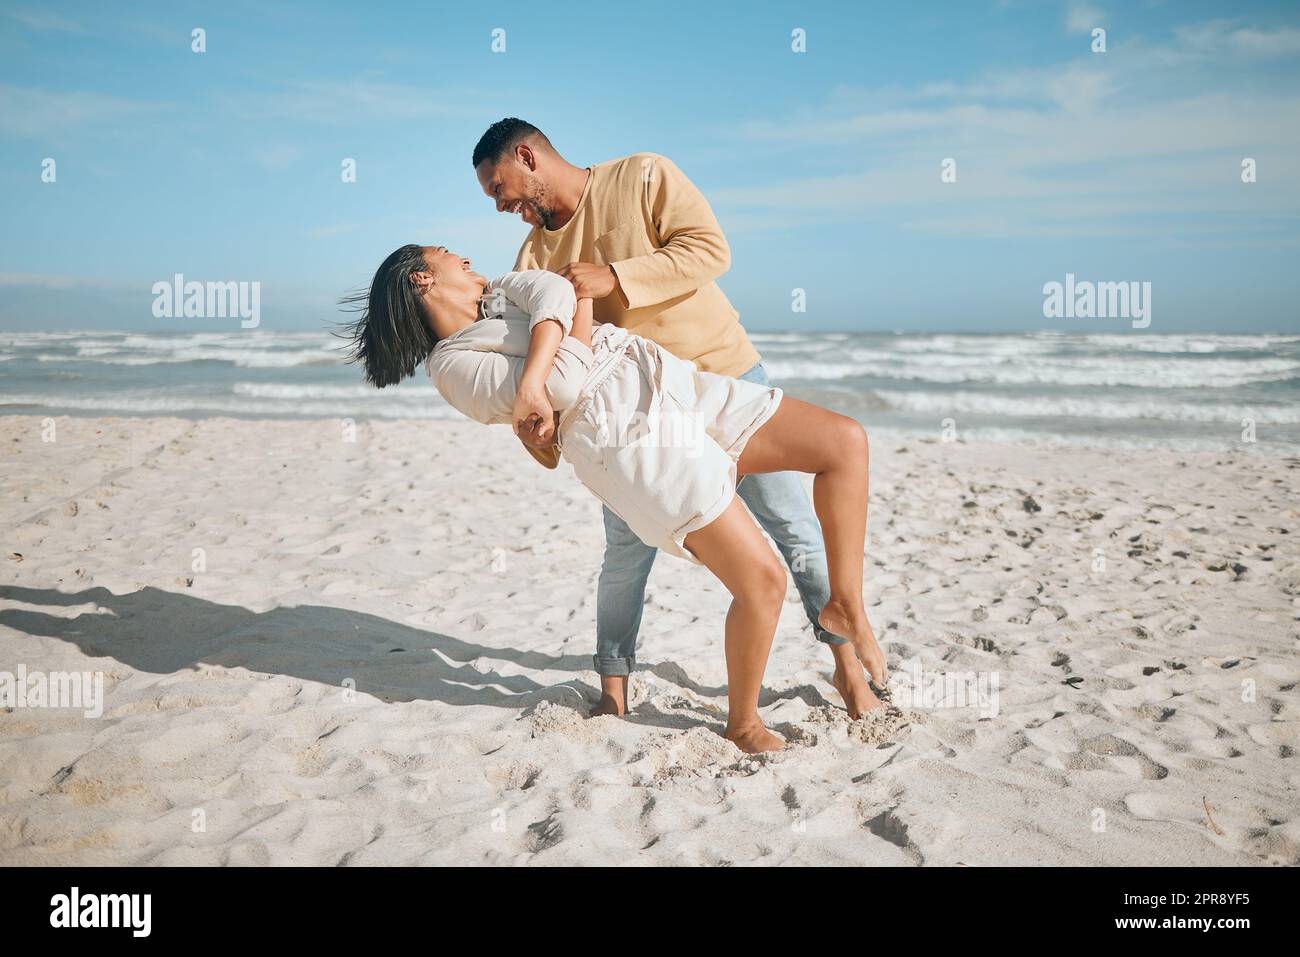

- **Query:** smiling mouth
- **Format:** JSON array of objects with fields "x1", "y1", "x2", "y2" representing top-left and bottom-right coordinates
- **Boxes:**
[{"x1": 506, "y1": 200, "x2": 526, "y2": 217}]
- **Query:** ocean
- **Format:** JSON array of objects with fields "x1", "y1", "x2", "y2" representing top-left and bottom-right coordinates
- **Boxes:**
[{"x1": 2, "y1": 329, "x2": 1298, "y2": 454}]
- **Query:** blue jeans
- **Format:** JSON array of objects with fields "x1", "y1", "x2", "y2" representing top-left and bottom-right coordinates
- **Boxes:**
[{"x1": 592, "y1": 361, "x2": 846, "y2": 676}]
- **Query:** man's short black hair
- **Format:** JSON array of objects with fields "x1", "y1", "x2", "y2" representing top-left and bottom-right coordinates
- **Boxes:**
[{"x1": 472, "y1": 117, "x2": 546, "y2": 168}]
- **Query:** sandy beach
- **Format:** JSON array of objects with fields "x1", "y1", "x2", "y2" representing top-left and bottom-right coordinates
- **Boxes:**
[{"x1": 1, "y1": 413, "x2": 1296, "y2": 866}]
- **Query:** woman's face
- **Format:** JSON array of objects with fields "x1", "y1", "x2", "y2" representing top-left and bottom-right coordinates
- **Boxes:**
[{"x1": 419, "y1": 246, "x2": 487, "y2": 299}]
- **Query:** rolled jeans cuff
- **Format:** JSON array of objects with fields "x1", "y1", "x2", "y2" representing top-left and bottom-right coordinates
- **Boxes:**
[
  {"x1": 816, "y1": 627, "x2": 850, "y2": 647},
  {"x1": 593, "y1": 654, "x2": 635, "y2": 677}
]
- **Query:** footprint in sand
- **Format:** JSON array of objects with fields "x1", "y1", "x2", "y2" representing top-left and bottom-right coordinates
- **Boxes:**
[
  {"x1": 1125, "y1": 791, "x2": 1300, "y2": 864},
  {"x1": 485, "y1": 760, "x2": 542, "y2": 791},
  {"x1": 1245, "y1": 722, "x2": 1298, "y2": 759},
  {"x1": 524, "y1": 811, "x2": 563, "y2": 853},
  {"x1": 1133, "y1": 702, "x2": 1176, "y2": 723},
  {"x1": 862, "y1": 807, "x2": 925, "y2": 865},
  {"x1": 1066, "y1": 733, "x2": 1168, "y2": 780}
]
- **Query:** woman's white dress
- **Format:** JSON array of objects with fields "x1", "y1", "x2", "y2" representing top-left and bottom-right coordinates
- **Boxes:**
[{"x1": 426, "y1": 271, "x2": 782, "y2": 563}]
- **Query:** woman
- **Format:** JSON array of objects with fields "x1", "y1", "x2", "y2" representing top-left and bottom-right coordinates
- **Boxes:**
[{"x1": 343, "y1": 244, "x2": 885, "y2": 753}]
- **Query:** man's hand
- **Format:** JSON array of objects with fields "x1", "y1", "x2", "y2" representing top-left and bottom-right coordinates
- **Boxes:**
[
  {"x1": 513, "y1": 384, "x2": 555, "y2": 444},
  {"x1": 556, "y1": 262, "x2": 619, "y2": 300}
]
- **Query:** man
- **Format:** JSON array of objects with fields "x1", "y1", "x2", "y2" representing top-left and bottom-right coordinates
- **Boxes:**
[{"x1": 471, "y1": 118, "x2": 876, "y2": 719}]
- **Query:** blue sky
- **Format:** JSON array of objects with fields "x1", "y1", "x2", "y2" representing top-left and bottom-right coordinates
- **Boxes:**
[{"x1": 1, "y1": 0, "x2": 1298, "y2": 332}]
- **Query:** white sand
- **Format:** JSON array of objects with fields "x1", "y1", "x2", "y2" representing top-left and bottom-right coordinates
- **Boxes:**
[{"x1": 1, "y1": 414, "x2": 1296, "y2": 865}]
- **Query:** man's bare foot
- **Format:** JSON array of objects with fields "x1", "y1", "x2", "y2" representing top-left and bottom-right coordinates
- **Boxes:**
[
  {"x1": 590, "y1": 675, "x2": 628, "y2": 717},
  {"x1": 829, "y1": 642, "x2": 883, "y2": 719},
  {"x1": 724, "y1": 719, "x2": 785, "y2": 754},
  {"x1": 820, "y1": 598, "x2": 887, "y2": 687}
]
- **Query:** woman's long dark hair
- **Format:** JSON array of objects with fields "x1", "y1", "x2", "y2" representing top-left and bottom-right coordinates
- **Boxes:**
[{"x1": 337, "y1": 244, "x2": 438, "y2": 387}]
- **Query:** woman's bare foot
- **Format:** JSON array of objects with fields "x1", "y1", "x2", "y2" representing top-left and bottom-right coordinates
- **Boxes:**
[
  {"x1": 828, "y1": 642, "x2": 883, "y2": 719},
  {"x1": 590, "y1": 675, "x2": 628, "y2": 717},
  {"x1": 820, "y1": 598, "x2": 887, "y2": 687},
  {"x1": 725, "y1": 718, "x2": 785, "y2": 754}
]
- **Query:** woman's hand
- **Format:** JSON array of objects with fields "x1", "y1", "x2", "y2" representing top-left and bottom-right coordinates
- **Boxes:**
[{"x1": 513, "y1": 383, "x2": 554, "y2": 444}]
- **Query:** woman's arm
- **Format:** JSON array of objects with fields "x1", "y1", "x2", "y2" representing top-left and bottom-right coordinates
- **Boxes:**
[
  {"x1": 514, "y1": 299, "x2": 592, "y2": 449},
  {"x1": 570, "y1": 297, "x2": 593, "y2": 347},
  {"x1": 501, "y1": 275, "x2": 588, "y2": 444},
  {"x1": 491, "y1": 270, "x2": 577, "y2": 335},
  {"x1": 513, "y1": 318, "x2": 564, "y2": 441}
]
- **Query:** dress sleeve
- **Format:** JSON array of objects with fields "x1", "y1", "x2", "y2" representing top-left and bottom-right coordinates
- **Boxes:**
[
  {"x1": 426, "y1": 348, "x2": 517, "y2": 425},
  {"x1": 490, "y1": 271, "x2": 578, "y2": 335},
  {"x1": 432, "y1": 341, "x2": 593, "y2": 421}
]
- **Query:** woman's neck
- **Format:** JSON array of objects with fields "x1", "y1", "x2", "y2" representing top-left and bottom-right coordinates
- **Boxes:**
[{"x1": 426, "y1": 295, "x2": 482, "y2": 340}]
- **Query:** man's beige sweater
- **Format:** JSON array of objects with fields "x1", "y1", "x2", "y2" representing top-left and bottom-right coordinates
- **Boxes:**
[{"x1": 513, "y1": 152, "x2": 760, "y2": 378}]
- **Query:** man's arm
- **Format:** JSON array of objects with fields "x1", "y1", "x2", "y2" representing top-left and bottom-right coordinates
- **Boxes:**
[{"x1": 606, "y1": 155, "x2": 731, "y2": 310}]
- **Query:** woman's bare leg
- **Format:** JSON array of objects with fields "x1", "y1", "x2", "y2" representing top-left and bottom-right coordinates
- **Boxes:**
[
  {"x1": 682, "y1": 496, "x2": 789, "y2": 753},
  {"x1": 737, "y1": 398, "x2": 887, "y2": 694}
]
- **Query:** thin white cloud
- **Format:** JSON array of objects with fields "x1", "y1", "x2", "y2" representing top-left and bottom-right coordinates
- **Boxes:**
[
  {"x1": 0, "y1": 273, "x2": 129, "y2": 290},
  {"x1": 717, "y1": 22, "x2": 1300, "y2": 241},
  {"x1": 253, "y1": 145, "x2": 303, "y2": 169},
  {"x1": 1173, "y1": 20, "x2": 1300, "y2": 56},
  {"x1": 1065, "y1": 2, "x2": 1103, "y2": 35},
  {"x1": 6, "y1": 9, "x2": 82, "y2": 33},
  {"x1": 0, "y1": 85, "x2": 169, "y2": 138},
  {"x1": 306, "y1": 224, "x2": 360, "y2": 239},
  {"x1": 219, "y1": 80, "x2": 477, "y2": 124},
  {"x1": 810, "y1": 63, "x2": 1117, "y2": 120}
]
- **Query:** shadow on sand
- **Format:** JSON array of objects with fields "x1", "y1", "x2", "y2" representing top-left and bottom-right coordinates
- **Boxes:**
[
  {"x1": 0, "y1": 584, "x2": 835, "y2": 729},
  {"x1": 0, "y1": 583, "x2": 597, "y2": 710}
]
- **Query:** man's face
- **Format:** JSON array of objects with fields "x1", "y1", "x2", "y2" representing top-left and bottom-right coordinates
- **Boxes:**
[{"x1": 476, "y1": 147, "x2": 554, "y2": 229}]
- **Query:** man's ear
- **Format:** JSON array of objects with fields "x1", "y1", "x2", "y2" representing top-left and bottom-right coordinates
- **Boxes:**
[{"x1": 516, "y1": 142, "x2": 537, "y2": 172}]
